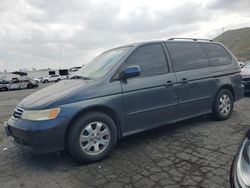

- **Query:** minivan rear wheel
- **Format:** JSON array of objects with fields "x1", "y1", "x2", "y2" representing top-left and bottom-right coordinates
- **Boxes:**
[
  {"x1": 67, "y1": 112, "x2": 117, "y2": 163},
  {"x1": 212, "y1": 89, "x2": 233, "y2": 120}
]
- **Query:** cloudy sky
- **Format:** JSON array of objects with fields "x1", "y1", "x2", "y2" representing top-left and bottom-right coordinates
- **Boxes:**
[{"x1": 0, "y1": 0, "x2": 250, "y2": 72}]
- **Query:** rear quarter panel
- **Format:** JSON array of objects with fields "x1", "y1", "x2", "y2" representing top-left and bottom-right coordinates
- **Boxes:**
[{"x1": 209, "y1": 58, "x2": 243, "y2": 101}]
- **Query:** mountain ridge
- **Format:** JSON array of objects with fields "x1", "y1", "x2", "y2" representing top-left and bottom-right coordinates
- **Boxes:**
[{"x1": 214, "y1": 27, "x2": 250, "y2": 61}]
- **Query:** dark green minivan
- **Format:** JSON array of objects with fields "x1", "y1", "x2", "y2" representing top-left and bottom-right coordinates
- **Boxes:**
[{"x1": 4, "y1": 38, "x2": 244, "y2": 163}]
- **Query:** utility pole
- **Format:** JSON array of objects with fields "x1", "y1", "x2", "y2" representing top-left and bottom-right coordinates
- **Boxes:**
[{"x1": 59, "y1": 44, "x2": 62, "y2": 70}]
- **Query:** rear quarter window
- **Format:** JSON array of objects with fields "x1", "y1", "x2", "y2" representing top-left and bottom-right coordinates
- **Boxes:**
[
  {"x1": 166, "y1": 42, "x2": 209, "y2": 72},
  {"x1": 201, "y1": 43, "x2": 232, "y2": 66}
]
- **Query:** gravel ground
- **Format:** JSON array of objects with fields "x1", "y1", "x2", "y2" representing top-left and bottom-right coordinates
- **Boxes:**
[{"x1": 0, "y1": 84, "x2": 249, "y2": 188}]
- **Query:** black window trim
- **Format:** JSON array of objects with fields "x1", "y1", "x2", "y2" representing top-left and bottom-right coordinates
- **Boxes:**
[
  {"x1": 200, "y1": 42, "x2": 232, "y2": 67},
  {"x1": 166, "y1": 41, "x2": 210, "y2": 72},
  {"x1": 111, "y1": 42, "x2": 170, "y2": 81}
]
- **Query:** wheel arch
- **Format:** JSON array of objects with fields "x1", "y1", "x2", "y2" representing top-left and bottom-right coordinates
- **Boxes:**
[
  {"x1": 212, "y1": 84, "x2": 235, "y2": 120},
  {"x1": 218, "y1": 84, "x2": 235, "y2": 101},
  {"x1": 64, "y1": 105, "x2": 122, "y2": 149}
]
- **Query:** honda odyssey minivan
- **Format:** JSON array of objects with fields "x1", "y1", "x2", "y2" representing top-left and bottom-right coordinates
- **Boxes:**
[{"x1": 4, "y1": 38, "x2": 244, "y2": 163}]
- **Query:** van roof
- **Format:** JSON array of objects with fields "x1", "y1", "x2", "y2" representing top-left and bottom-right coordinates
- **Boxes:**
[{"x1": 113, "y1": 38, "x2": 219, "y2": 50}]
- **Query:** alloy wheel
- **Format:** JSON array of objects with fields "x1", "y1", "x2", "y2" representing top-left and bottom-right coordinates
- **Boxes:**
[
  {"x1": 79, "y1": 121, "x2": 110, "y2": 155},
  {"x1": 218, "y1": 94, "x2": 231, "y2": 116}
]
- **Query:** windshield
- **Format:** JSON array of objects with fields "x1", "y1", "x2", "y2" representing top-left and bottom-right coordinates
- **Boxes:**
[{"x1": 73, "y1": 47, "x2": 131, "y2": 79}]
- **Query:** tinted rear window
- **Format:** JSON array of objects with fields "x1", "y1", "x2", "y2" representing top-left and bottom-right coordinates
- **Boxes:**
[
  {"x1": 201, "y1": 43, "x2": 231, "y2": 66},
  {"x1": 167, "y1": 42, "x2": 209, "y2": 72}
]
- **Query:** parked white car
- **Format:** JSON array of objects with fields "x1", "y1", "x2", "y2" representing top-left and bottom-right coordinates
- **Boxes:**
[
  {"x1": 42, "y1": 75, "x2": 62, "y2": 83},
  {"x1": 0, "y1": 78, "x2": 38, "y2": 91},
  {"x1": 34, "y1": 77, "x2": 44, "y2": 83}
]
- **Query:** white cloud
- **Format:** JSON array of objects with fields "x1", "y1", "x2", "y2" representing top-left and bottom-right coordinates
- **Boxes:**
[{"x1": 0, "y1": 0, "x2": 249, "y2": 71}]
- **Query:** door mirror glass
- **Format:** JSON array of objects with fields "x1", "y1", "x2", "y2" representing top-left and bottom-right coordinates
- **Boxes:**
[{"x1": 120, "y1": 66, "x2": 140, "y2": 80}]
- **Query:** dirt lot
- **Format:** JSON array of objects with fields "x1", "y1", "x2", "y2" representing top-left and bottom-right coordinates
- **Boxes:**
[{"x1": 0, "y1": 84, "x2": 249, "y2": 188}]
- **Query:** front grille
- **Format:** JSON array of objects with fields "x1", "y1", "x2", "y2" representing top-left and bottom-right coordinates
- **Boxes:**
[{"x1": 13, "y1": 107, "x2": 24, "y2": 119}]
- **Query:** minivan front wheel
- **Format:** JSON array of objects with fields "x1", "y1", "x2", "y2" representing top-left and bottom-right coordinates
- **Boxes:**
[
  {"x1": 67, "y1": 112, "x2": 117, "y2": 163},
  {"x1": 212, "y1": 89, "x2": 233, "y2": 120}
]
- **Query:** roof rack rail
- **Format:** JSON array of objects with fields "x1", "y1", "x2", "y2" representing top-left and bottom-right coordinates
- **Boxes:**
[{"x1": 168, "y1": 38, "x2": 213, "y2": 42}]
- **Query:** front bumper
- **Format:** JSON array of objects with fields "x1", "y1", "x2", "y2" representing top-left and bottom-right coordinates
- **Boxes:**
[{"x1": 4, "y1": 116, "x2": 69, "y2": 154}]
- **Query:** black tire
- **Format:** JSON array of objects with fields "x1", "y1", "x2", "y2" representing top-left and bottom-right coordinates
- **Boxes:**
[
  {"x1": 1, "y1": 87, "x2": 8, "y2": 91},
  {"x1": 212, "y1": 89, "x2": 234, "y2": 120},
  {"x1": 67, "y1": 112, "x2": 117, "y2": 163},
  {"x1": 56, "y1": 78, "x2": 61, "y2": 82},
  {"x1": 27, "y1": 84, "x2": 33, "y2": 89},
  {"x1": 43, "y1": 80, "x2": 49, "y2": 83}
]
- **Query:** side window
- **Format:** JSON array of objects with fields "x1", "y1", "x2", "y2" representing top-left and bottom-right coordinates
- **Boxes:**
[
  {"x1": 201, "y1": 43, "x2": 231, "y2": 66},
  {"x1": 167, "y1": 42, "x2": 209, "y2": 72},
  {"x1": 122, "y1": 44, "x2": 168, "y2": 78}
]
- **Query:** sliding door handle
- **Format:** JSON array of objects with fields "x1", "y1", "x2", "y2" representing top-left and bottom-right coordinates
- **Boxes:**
[
  {"x1": 182, "y1": 78, "x2": 188, "y2": 83},
  {"x1": 164, "y1": 80, "x2": 173, "y2": 87}
]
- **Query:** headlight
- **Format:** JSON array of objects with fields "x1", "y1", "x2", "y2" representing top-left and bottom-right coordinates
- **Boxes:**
[
  {"x1": 21, "y1": 108, "x2": 60, "y2": 121},
  {"x1": 236, "y1": 137, "x2": 250, "y2": 187}
]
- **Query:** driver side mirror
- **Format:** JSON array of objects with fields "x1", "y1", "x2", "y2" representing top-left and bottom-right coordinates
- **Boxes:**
[{"x1": 120, "y1": 66, "x2": 140, "y2": 80}]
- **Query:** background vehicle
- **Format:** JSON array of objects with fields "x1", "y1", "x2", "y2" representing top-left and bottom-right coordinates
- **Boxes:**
[
  {"x1": 239, "y1": 62, "x2": 245, "y2": 68},
  {"x1": 69, "y1": 75, "x2": 83, "y2": 79},
  {"x1": 245, "y1": 60, "x2": 250, "y2": 66},
  {"x1": 0, "y1": 79, "x2": 10, "y2": 91},
  {"x1": 9, "y1": 78, "x2": 28, "y2": 90},
  {"x1": 34, "y1": 77, "x2": 43, "y2": 83},
  {"x1": 241, "y1": 63, "x2": 250, "y2": 92},
  {"x1": 0, "y1": 78, "x2": 38, "y2": 91},
  {"x1": 23, "y1": 79, "x2": 39, "y2": 89},
  {"x1": 230, "y1": 128, "x2": 250, "y2": 188},
  {"x1": 5, "y1": 38, "x2": 244, "y2": 163},
  {"x1": 42, "y1": 75, "x2": 62, "y2": 83}
]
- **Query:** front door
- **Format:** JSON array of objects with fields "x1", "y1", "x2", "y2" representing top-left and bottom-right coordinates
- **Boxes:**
[{"x1": 120, "y1": 43, "x2": 178, "y2": 135}]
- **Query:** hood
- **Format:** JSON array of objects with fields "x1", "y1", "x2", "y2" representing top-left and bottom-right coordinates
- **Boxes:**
[{"x1": 18, "y1": 80, "x2": 92, "y2": 109}]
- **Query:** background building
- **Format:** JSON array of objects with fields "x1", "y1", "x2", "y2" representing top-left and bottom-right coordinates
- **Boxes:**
[{"x1": 0, "y1": 67, "x2": 79, "y2": 80}]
